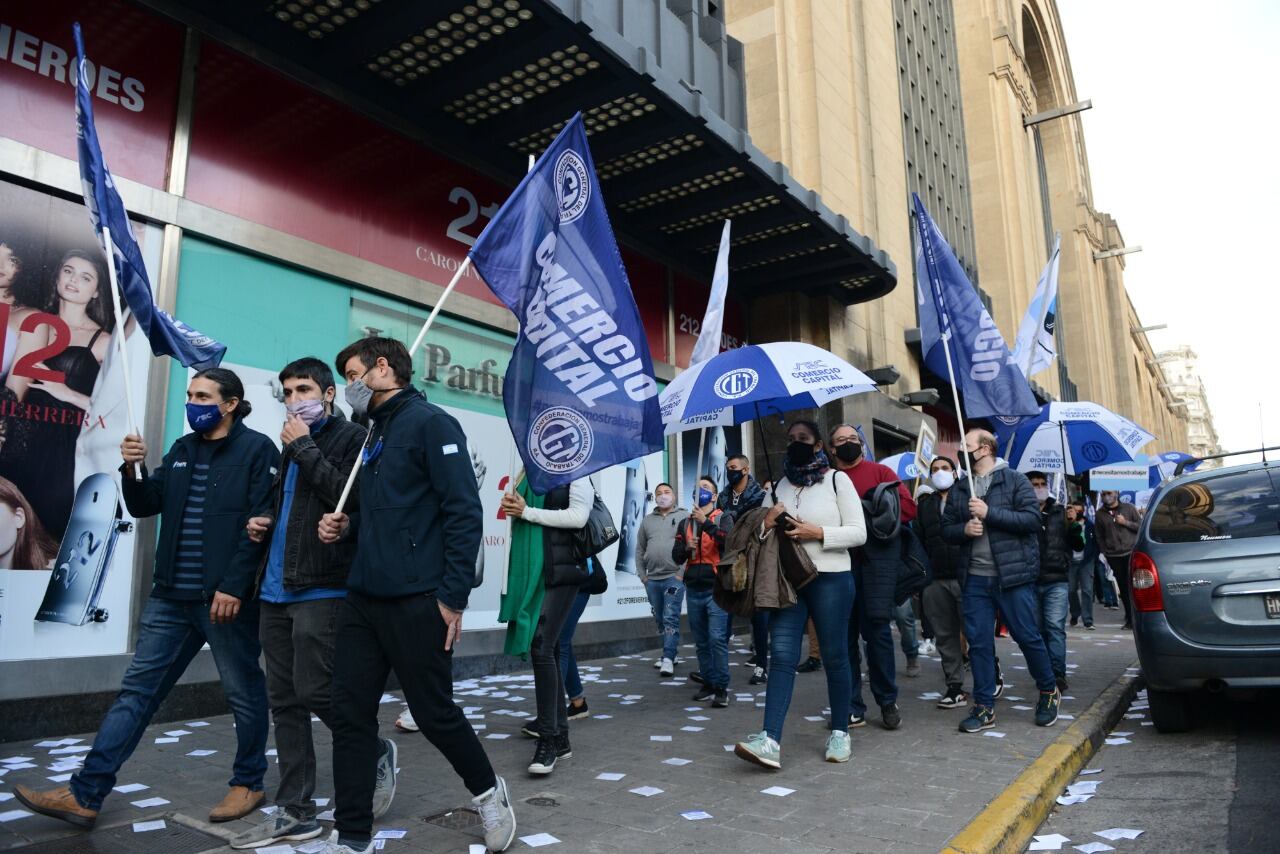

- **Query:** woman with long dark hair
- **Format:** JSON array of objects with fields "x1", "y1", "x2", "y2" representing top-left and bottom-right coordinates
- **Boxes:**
[
  {"x1": 0, "y1": 249, "x2": 114, "y2": 537},
  {"x1": 0, "y1": 475, "x2": 59, "y2": 569}
]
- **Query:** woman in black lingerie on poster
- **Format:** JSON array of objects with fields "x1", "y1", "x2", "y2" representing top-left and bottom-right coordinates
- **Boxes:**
[{"x1": 0, "y1": 249, "x2": 114, "y2": 539}]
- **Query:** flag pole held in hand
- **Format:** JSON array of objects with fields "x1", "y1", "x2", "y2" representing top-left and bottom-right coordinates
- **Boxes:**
[{"x1": 101, "y1": 226, "x2": 142, "y2": 482}]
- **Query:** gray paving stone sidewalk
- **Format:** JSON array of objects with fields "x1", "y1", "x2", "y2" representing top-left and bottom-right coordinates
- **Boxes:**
[{"x1": 0, "y1": 611, "x2": 1138, "y2": 853}]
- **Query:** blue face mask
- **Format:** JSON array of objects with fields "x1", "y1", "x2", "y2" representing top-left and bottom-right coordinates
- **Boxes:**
[
  {"x1": 186, "y1": 402, "x2": 223, "y2": 434},
  {"x1": 696, "y1": 487, "x2": 714, "y2": 507}
]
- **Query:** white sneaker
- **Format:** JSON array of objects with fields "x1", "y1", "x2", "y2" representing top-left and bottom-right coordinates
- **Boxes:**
[
  {"x1": 316, "y1": 830, "x2": 373, "y2": 854},
  {"x1": 659, "y1": 657, "x2": 674, "y2": 677},
  {"x1": 653, "y1": 658, "x2": 662, "y2": 669},
  {"x1": 919, "y1": 639, "x2": 937, "y2": 656},
  {"x1": 394, "y1": 707, "x2": 418, "y2": 732},
  {"x1": 473, "y1": 776, "x2": 517, "y2": 852}
]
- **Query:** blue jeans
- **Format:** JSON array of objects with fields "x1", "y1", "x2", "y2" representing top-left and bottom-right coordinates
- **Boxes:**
[
  {"x1": 751, "y1": 611, "x2": 771, "y2": 671},
  {"x1": 685, "y1": 586, "x2": 729, "y2": 690},
  {"x1": 1068, "y1": 558, "x2": 1095, "y2": 625},
  {"x1": 644, "y1": 578, "x2": 685, "y2": 662},
  {"x1": 557, "y1": 590, "x2": 591, "y2": 700},
  {"x1": 1036, "y1": 582, "x2": 1069, "y2": 677},
  {"x1": 763, "y1": 571, "x2": 854, "y2": 742},
  {"x1": 962, "y1": 576, "x2": 1057, "y2": 709},
  {"x1": 893, "y1": 600, "x2": 919, "y2": 658},
  {"x1": 850, "y1": 573, "x2": 898, "y2": 717},
  {"x1": 71, "y1": 596, "x2": 269, "y2": 809}
]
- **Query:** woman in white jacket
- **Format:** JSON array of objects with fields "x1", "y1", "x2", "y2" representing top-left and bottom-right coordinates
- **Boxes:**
[{"x1": 734, "y1": 419, "x2": 866, "y2": 770}]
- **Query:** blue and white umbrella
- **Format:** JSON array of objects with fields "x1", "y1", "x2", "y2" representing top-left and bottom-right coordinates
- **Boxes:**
[
  {"x1": 878, "y1": 452, "x2": 922, "y2": 480},
  {"x1": 659, "y1": 341, "x2": 877, "y2": 435},
  {"x1": 1149, "y1": 451, "x2": 1199, "y2": 487},
  {"x1": 1006, "y1": 401, "x2": 1154, "y2": 475}
]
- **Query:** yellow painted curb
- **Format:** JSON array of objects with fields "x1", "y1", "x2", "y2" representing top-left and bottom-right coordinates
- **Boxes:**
[{"x1": 940, "y1": 660, "x2": 1141, "y2": 854}]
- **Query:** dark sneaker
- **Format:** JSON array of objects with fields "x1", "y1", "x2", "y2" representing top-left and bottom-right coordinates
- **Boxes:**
[
  {"x1": 1055, "y1": 674, "x2": 1070, "y2": 692},
  {"x1": 959, "y1": 706, "x2": 996, "y2": 733},
  {"x1": 1070, "y1": 616, "x2": 1079, "y2": 627},
  {"x1": 520, "y1": 723, "x2": 539, "y2": 739},
  {"x1": 904, "y1": 657, "x2": 921, "y2": 678},
  {"x1": 692, "y1": 686, "x2": 715, "y2": 702},
  {"x1": 848, "y1": 713, "x2": 867, "y2": 728},
  {"x1": 371, "y1": 737, "x2": 397, "y2": 819},
  {"x1": 1122, "y1": 621, "x2": 1133, "y2": 630},
  {"x1": 746, "y1": 653, "x2": 759, "y2": 666},
  {"x1": 689, "y1": 670, "x2": 706, "y2": 685},
  {"x1": 231, "y1": 811, "x2": 323, "y2": 849},
  {"x1": 527, "y1": 738, "x2": 557, "y2": 776},
  {"x1": 796, "y1": 656, "x2": 822, "y2": 673},
  {"x1": 711, "y1": 688, "x2": 729, "y2": 708},
  {"x1": 1085, "y1": 623, "x2": 1096, "y2": 631},
  {"x1": 880, "y1": 703, "x2": 901, "y2": 730},
  {"x1": 937, "y1": 687, "x2": 968, "y2": 709},
  {"x1": 1035, "y1": 689, "x2": 1061, "y2": 727},
  {"x1": 993, "y1": 676, "x2": 1006, "y2": 699},
  {"x1": 566, "y1": 699, "x2": 590, "y2": 721},
  {"x1": 749, "y1": 666, "x2": 768, "y2": 686},
  {"x1": 473, "y1": 776, "x2": 517, "y2": 853},
  {"x1": 554, "y1": 732, "x2": 572, "y2": 760}
]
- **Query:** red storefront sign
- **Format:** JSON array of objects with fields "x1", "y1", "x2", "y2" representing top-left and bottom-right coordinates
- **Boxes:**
[
  {"x1": 672, "y1": 273, "x2": 747, "y2": 368},
  {"x1": 0, "y1": 0, "x2": 182, "y2": 189}
]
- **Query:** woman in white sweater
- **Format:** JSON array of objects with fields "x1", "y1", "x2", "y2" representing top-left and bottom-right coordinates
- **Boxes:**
[{"x1": 734, "y1": 420, "x2": 866, "y2": 770}]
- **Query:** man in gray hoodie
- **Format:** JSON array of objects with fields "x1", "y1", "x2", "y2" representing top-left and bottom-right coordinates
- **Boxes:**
[{"x1": 636, "y1": 483, "x2": 689, "y2": 676}]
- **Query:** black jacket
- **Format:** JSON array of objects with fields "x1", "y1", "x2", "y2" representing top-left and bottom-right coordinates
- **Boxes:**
[
  {"x1": 346, "y1": 388, "x2": 483, "y2": 610},
  {"x1": 255, "y1": 410, "x2": 366, "y2": 594},
  {"x1": 941, "y1": 464, "x2": 1041, "y2": 589},
  {"x1": 915, "y1": 491, "x2": 965, "y2": 581},
  {"x1": 541, "y1": 484, "x2": 588, "y2": 588},
  {"x1": 1037, "y1": 499, "x2": 1070, "y2": 584},
  {"x1": 717, "y1": 476, "x2": 765, "y2": 525},
  {"x1": 122, "y1": 419, "x2": 276, "y2": 601}
]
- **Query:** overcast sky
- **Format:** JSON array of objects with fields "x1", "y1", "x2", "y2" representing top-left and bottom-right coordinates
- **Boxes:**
[{"x1": 1055, "y1": 1, "x2": 1279, "y2": 461}]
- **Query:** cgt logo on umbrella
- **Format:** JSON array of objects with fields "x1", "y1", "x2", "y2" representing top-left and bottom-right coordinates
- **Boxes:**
[
  {"x1": 528, "y1": 407, "x2": 594, "y2": 475},
  {"x1": 714, "y1": 368, "x2": 758, "y2": 400}
]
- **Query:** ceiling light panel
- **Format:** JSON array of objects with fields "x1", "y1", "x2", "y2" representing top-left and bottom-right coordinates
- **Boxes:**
[
  {"x1": 443, "y1": 43, "x2": 598, "y2": 121},
  {"x1": 362, "y1": 1, "x2": 536, "y2": 87},
  {"x1": 661, "y1": 196, "x2": 780, "y2": 234},
  {"x1": 616, "y1": 166, "x2": 744, "y2": 213},
  {"x1": 597, "y1": 134, "x2": 704, "y2": 180},
  {"x1": 509, "y1": 93, "x2": 658, "y2": 152},
  {"x1": 269, "y1": 0, "x2": 381, "y2": 41}
]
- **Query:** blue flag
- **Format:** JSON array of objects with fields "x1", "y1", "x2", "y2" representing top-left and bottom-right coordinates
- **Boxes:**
[
  {"x1": 469, "y1": 113, "x2": 664, "y2": 494},
  {"x1": 912, "y1": 193, "x2": 1039, "y2": 423},
  {"x1": 74, "y1": 25, "x2": 225, "y2": 370}
]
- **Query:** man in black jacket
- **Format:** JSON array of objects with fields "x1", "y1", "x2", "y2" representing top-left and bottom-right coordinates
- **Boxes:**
[
  {"x1": 916, "y1": 455, "x2": 968, "y2": 710},
  {"x1": 231, "y1": 358, "x2": 379, "y2": 850},
  {"x1": 942, "y1": 429, "x2": 1060, "y2": 734},
  {"x1": 318, "y1": 338, "x2": 515, "y2": 854},
  {"x1": 1028, "y1": 472, "x2": 1071, "y2": 692},
  {"x1": 717, "y1": 455, "x2": 768, "y2": 684},
  {"x1": 15, "y1": 369, "x2": 276, "y2": 829}
]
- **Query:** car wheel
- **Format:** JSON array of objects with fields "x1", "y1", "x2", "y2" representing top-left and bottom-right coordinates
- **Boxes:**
[{"x1": 1148, "y1": 688, "x2": 1192, "y2": 733}]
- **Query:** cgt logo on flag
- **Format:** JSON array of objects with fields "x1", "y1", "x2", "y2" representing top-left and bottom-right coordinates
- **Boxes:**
[
  {"x1": 555, "y1": 150, "x2": 590, "y2": 223},
  {"x1": 529, "y1": 407, "x2": 594, "y2": 475},
  {"x1": 714, "y1": 369, "x2": 758, "y2": 400}
]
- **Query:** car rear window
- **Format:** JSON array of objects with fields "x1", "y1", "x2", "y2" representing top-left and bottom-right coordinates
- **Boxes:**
[{"x1": 1148, "y1": 468, "x2": 1280, "y2": 543}]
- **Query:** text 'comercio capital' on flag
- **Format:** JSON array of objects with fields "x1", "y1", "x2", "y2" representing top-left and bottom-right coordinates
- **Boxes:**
[{"x1": 468, "y1": 113, "x2": 664, "y2": 494}]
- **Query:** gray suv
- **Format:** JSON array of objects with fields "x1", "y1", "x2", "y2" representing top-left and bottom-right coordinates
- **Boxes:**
[{"x1": 1131, "y1": 454, "x2": 1280, "y2": 732}]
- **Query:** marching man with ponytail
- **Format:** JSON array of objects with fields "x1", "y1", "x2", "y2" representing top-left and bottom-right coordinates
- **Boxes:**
[{"x1": 16, "y1": 368, "x2": 278, "y2": 829}]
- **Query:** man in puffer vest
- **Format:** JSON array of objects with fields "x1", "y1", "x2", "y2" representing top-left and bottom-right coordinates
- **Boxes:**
[
  {"x1": 1028, "y1": 471, "x2": 1071, "y2": 692},
  {"x1": 942, "y1": 429, "x2": 1060, "y2": 734}
]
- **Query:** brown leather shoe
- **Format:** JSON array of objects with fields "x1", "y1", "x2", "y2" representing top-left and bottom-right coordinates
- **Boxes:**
[
  {"x1": 13, "y1": 785, "x2": 97, "y2": 828},
  {"x1": 208, "y1": 785, "x2": 265, "y2": 822}
]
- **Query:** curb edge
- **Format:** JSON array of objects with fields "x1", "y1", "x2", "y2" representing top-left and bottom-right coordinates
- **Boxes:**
[{"x1": 939, "y1": 658, "x2": 1142, "y2": 854}]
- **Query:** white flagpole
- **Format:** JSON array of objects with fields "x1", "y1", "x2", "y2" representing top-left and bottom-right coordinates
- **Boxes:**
[
  {"x1": 100, "y1": 227, "x2": 142, "y2": 482},
  {"x1": 335, "y1": 252, "x2": 475, "y2": 514}
]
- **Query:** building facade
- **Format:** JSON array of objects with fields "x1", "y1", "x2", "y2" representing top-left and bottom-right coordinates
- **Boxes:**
[{"x1": 1157, "y1": 346, "x2": 1223, "y2": 466}]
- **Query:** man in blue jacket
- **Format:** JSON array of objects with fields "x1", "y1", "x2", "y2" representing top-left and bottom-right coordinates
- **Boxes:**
[
  {"x1": 15, "y1": 369, "x2": 276, "y2": 828},
  {"x1": 942, "y1": 429, "x2": 1060, "y2": 734},
  {"x1": 318, "y1": 337, "x2": 515, "y2": 854}
]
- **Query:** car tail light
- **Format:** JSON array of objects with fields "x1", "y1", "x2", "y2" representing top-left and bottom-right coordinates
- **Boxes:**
[{"x1": 1130, "y1": 551, "x2": 1164, "y2": 612}]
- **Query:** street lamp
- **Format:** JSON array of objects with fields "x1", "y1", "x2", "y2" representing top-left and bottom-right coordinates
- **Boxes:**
[
  {"x1": 1094, "y1": 245, "x2": 1144, "y2": 261},
  {"x1": 1023, "y1": 100, "x2": 1093, "y2": 128},
  {"x1": 1132, "y1": 323, "x2": 1167, "y2": 334}
]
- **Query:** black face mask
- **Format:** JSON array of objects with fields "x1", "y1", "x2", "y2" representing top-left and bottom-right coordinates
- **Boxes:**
[
  {"x1": 726, "y1": 469, "x2": 745, "y2": 486},
  {"x1": 786, "y1": 441, "x2": 817, "y2": 466},
  {"x1": 834, "y1": 442, "x2": 863, "y2": 464}
]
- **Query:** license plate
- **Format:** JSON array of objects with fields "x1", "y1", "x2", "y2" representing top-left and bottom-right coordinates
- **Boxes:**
[{"x1": 1266, "y1": 594, "x2": 1280, "y2": 619}]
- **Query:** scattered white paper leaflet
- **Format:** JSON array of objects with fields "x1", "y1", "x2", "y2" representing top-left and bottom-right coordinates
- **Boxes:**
[
  {"x1": 133, "y1": 819, "x2": 166, "y2": 832},
  {"x1": 1079, "y1": 768, "x2": 1103, "y2": 775},
  {"x1": 662, "y1": 758, "x2": 692, "y2": 766},
  {"x1": 0, "y1": 810, "x2": 32, "y2": 823},
  {"x1": 761, "y1": 786, "x2": 795, "y2": 797},
  {"x1": 983, "y1": 731, "x2": 1007, "y2": 738},
  {"x1": 688, "y1": 715, "x2": 710, "y2": 721},
  {"x1": 48, "y1": 746, "x2": 91, "y2": 755},
  {"x1": 1104, "y1": 737, "x2": 1131, "y2": 745},
  {"x1": 1072, "y1": 843, "x2": 1114, "y2": 853},
  {"x1": 186, "y1": 721, "x2": 210, "y2": 727},
  {"x1": 680, "y1": 726, "x2": 704, "y2": 733},
  {"x1": 593, "y1": 714, "x2": 613, "y2": 720},
  {"x1": 628, "y1": 786, "x2": 663, "y2": 797},
  {"x1": 649, "y1": 735, "x2": 672, "y2": 742},
  {"x1": 469, "y1": 846, "x2": 487, "y2": 854},
  {"x1": 0, "y1": 794, "x2": 12, "y2": 803},
  {"x1": 164, "y1": 730, "x2": 191, "y2": 737},
  {"x1": 113, "y1": 783, "x2": 149, "y2": 793},
  {"x1": 1012, "y1": 705, "x2": 1034, "y2": 711},
  {"x1": 47, "y1": 773, "x2": 73, "y2": 783},
  {"x1": 485, "y1": 734, "x2": 511, "y2": 740},
  {"x1": 186, "y1": 749, "x2": 217, "y2": 757},
  {"x1": 804, "y1": 716, "x2": 825, "y2": 722},
  {"x1": 1095, "y1": 828, "x2": 1144, "y2": 841},
  {"x1": 256, "y1": 846, "x2": 296, "y2": 854},
  {"x1": 378, "y1": 693, "x2": 399, "y2": 704},
  {"x1": 1030, "y1": 833, "x2": 1071, "y2": 850},
  {"x1": 317, "y1": 809, "x2": 335, "y2": 822},
  {"x1": 519, "y1": 833, "x2": 561, "y2": 847},
  {"x1": 1057, "y1": 794, "x2": 1094, "y2": 805},
  {"x1": 682, "y1": 811, "x2": 713, "y2": 821},
  {"x1": 131, "y1": 797, "x2": 170, "y2": 808},
  {"x1": 374, "y1": 829, "x2": 407, "y2": 839},
  {"x1": 0, "y1": 757, "x2": 33, "y2": 764},
  {"x1": 595, "y1": 772, "x2": 626, "y2": 781},
  {"x1": 154, "y1": 737, "x2": 180, "y2": 745}
]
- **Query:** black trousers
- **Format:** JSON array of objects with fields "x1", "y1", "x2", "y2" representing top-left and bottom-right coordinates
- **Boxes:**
[
  {"x1": 331, "y1": 591, "x2": 496, "y2": 838},
  {"x1": 1106, "y1": 554, "x2": 1134, "y2": 625}
]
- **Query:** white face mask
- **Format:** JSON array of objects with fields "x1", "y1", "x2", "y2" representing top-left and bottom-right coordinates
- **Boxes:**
[
  {"x1": 1034, "y1": 486, "x2": 1050, "y2": 503},
  {"x1": 930, "y1": 470, "x2": 955, "y2": 491},
  {"x1": 655, "y1": 494, "x2": 674, "y2": 509}
]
